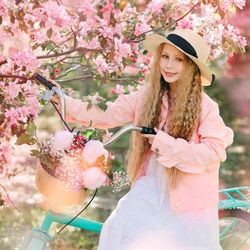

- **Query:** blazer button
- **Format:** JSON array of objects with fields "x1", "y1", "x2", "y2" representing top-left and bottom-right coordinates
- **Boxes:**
[{"x1": 155, "y1": 148, "x2": 159, "y2": 153}]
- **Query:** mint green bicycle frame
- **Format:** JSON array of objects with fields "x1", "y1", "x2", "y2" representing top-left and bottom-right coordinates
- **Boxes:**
[{"x1": 24, "y1": 186, "x2": 249, "y2": 250}]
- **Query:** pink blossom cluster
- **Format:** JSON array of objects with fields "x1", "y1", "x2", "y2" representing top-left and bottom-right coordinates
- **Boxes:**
[
  {"x1": 0, "y1": 0, "x2": 248, "y2": 205},
  {"x1": 220, "y1": 0, "x2": 246, "y2": 11},
  {"x1": 110, "y1": 84, "x2": 135, "y2": 95},
  {"x1": 11, "y1": 49, "x2": 39, "y2": 73}
]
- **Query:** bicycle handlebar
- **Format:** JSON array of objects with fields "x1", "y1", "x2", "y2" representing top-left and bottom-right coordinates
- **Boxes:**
[
  {"x1": 34, "y1": 73, "x2": 56, "y2": 90},
  {"x1": 102, "y1": 125, "x2": 156, "y2": 148},
  {"x1": 34, "y1": 73, "x2": 67, "y2": 130},
  {"x1": 33, "y1": 73, "x2": 157, "y2": 147}
]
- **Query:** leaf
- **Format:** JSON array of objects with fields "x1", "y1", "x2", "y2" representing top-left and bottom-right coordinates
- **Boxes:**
[
  {"x1": 170, "y1": 26, "x2": 176, "y2": 31},
  {"x1": 97, "y1": 102, "x2": 108, "y2": 111},
  {"x1": 26, "y1": 121, "x2": 36, "y2": 136},
  {"x1": 30, "y1": 150, "x2": 42, "y2": 158},
  {"x1": 15, "y1": 134, "x2": 36, "y2": 146},
  {"x1": 40, "y1": 154, "x2": 51, "y2": 167},
  {"x1": 47, "y1": 28, "x2": 53, "y2": 38},
  {"x1": 10, "y1": 13, "x2": 15, "y2": 24},
  {"x1": 95, "y1": 79, "x2": 101, "y2": 86},
  {"x1": 81, "y1": 129, "x2": 95, "y2": 138},
  {"x1": 87, "y1": 103, "x2": 92, "y2": 111},
  {"x1": 11, "y1": 125, "x2": 18, "y2": 136},
  {"x1": 143, "y1": 49, "x2": 148, "y2": 55},
  {"x1": 138, "y1": 43, "x2": 143, "y2": 51},
  {"x1": 0, "y1": 113, "x2": 5, "y2": 125}
]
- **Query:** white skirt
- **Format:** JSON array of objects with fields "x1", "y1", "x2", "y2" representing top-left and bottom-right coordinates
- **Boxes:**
[{"x1": 98, "y1": 154, "x2": 222, "y2": 250}]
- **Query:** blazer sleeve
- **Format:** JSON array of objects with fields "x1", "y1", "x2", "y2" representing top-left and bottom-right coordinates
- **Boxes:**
[
  {"x1": 63, "y1": 88, "x2": 142, "y2": 128},
  {"x1": 151, "y1": 100, "x2": 234, "y2": 174}
]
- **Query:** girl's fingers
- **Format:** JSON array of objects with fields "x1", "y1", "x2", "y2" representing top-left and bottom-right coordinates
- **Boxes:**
[
  {"x1": 48, "y1": 79, "x2": 61, "y2": 88},
  {"x1": 154, "y1": 127, "x2": 159, "y2": 133},
  {"x1": 141, "y1": 134, "x2": 155, "y2": 144},
  {"x1": 50, "y1": 96, "x2": 60, "y2": 105}
]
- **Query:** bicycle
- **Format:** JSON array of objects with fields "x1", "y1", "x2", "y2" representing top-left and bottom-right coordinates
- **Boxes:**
[{"x1": 22, "y1": 74, "x2": 249, "y2": 250}]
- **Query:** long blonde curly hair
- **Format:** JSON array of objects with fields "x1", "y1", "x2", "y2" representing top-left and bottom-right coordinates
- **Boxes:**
[{"x1": 127, "y1": 43, "x2": 203, "y2": 189}]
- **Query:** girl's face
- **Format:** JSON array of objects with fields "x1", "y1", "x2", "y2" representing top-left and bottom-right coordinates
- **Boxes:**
[{"x1": 159, "y1": 43, "x2": 185, "y2": 84}]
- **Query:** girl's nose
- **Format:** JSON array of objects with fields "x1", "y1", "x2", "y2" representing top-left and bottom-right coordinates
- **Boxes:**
[{"x1": 166, "y1": 58, "x2": 174, "y2": 68}]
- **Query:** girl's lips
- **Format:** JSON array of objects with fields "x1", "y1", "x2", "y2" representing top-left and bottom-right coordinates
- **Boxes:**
[{"x1": 165, "y1": 72, "x2": 177, "y2": 77}]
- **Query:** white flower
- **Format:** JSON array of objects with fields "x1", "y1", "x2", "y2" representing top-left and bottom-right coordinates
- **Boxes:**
[
  {"x1": 82, "y1": 140, "x2": 108, "y2": 164},
  {"x1": 52, "y1": 130, "x2": 74, "y2": 151},
  {"x1": 82, "y1": 167, "x2": 107, "y2": 190}
]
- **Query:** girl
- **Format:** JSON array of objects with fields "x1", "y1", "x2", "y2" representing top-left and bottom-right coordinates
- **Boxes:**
[{"x1": 51, "y1": 28, "x2": 234, "y2": 250}]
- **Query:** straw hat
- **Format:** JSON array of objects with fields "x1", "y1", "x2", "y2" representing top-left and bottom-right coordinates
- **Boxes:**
[{"x1": 143, "y1": 28, "x2": 215, "y2": 86}]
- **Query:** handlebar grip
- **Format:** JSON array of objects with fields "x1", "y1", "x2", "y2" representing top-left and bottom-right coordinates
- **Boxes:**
[
  {"x1": 140, "y1": 126, "x2": 156, "y2": 135},
  {"x1": 34, "y1": 73, "x2": 55, "y2": 90}
]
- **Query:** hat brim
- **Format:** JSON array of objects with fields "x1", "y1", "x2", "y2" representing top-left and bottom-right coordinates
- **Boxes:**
[{"x1": 143, "y1": 34, "x2": 212, "y2": 86}]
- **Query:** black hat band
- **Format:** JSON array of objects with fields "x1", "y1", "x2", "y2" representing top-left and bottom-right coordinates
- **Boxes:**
[{"x1": 167, "y1": 34, "x2": 198, "y2": 59}]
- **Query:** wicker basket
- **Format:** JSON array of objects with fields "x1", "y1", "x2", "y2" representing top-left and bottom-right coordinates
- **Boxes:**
[{"x1": 36, "y1": 162, "x2": 89, "y2": 213}]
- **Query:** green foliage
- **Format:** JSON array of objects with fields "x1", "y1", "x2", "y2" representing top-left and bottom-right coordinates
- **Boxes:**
[
  {"x1": 81, "y1": 129, "x2": 95, "y2": 138},
  {"x1": 15, "y1": 133, "x2": 37, "y2": 146}
]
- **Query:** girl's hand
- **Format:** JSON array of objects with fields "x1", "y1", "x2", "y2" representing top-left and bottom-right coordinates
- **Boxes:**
[
  {"x1": 141, "y1": 127, "x2": 159, "y2": 144},
  {"x1": 49, "y1": 79, "x2": 61, "y2": 106}
]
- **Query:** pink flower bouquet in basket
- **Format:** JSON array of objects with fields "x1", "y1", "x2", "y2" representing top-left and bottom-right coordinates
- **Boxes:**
[{"x1": 34, "y1": 128, "x2": 126, "y2": 212}]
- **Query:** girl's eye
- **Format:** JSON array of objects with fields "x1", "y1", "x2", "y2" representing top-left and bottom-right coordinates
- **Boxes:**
[
  {"x1": 176, "y1": 58, "x2": 183, "y2": 62},
  {"x1": 162, "y1": 55, "x2": 168, "y2": 59}
]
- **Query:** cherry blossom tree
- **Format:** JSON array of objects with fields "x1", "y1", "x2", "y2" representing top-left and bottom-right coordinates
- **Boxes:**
[
  {"x1": 0, "y1": 0, "x2": 247, "y2": 206},
  {"x1": 224, "y1": 0, "x2": 250, "y2": 78}
]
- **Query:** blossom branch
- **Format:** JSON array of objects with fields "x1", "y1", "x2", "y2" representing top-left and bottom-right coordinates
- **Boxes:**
[
  {"x1": 0, "y1": 184, "x2": 21, "y2": 213},
  {"x1": 46, "y1": 28, "x2": 81, "y2": 55},
  {"x1": 0, "y1": 60, "x2": 8, "y2": 66},
  {"x1": 56, "y1": 75, "x2": 140, "y2": 84},
  {"x1": 123, "y1": 1, "x2": 201, "y2": 44},
  {"x1": 37, "y1": 47, "x2": 102, "y2": 60},
  {"x1": 55, "y1": 65, "x2": 84, "y2": 79},
  {"x1": 0, "y1": 74, "x2": 29, "y2": 81}
]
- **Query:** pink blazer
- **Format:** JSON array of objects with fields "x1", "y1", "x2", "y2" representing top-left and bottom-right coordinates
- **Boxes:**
[{"x1": 64, "y1": 85, "x2": 234, "y2": 211}]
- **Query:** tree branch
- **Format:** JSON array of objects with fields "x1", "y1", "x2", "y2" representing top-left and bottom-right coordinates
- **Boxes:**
[
  {"x1": 0, "y1": 184, "x2": 21, "y2": 213},
  {"x1": 0, "y1": 74, "x2": 28, "y2": 81},
  {"x1": 46, "y1": 28, "x2": 82, "y2": 56},
  {"x1": 37, "y1": 47, "x2": 102, "y2": 60},
  {"x1": 55, "y1": 65, "x2": 82, "y2": 79},
  {"x1": 0, "y1": 60, "x2": 8, "y2": 66},
  {"x1": 123, "y1": 2, "x2": 201, "y2": 44},
  {"x1": 56, "y1": 75, "x2": 140, "y2": 84}
]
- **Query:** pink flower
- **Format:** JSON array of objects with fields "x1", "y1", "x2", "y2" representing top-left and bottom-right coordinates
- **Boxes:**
[
  {"x1": 7, "y1": 82, "x2": 19, "y2": 98},
  {"x1": 146, "y1": 0, "x2": 164, "y2": 12},
  {"x1": 87, "y1": 37, "x2": 101, "y2": 49},
  {"x1": 82, "y1": 167, "x2": 107, "y2": 190},
  {"x1": 26, "y1": 96, "x2": 40, "y2": 117},
  {"x1": 114, "y1": 84, "x2": 125, "y2": 95},
  {"x1": 127, "y1": 85, "x2": 134, "y2": 93},
  {"x1": 93, "y1": 55, "x2": 109, "y2": 76},
  {"x1": 82, "y1": 140, "x2": 108, "y2": 164},
  {"x1": 4, "y1": 107, "x2": 20, "y2": 124},
  {"x1": 114, "y1": 37, "x2": 131, "y2": 58},
  {"x1": 134, "y1": 22, "x2": 151, "y2": 37},
  {"x1": 53, "y1": 130, "x2": 75, "y2": 150}
]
